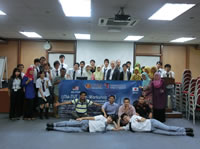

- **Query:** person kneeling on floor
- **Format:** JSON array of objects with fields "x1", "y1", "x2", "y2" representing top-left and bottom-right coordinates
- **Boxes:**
[
  {"x1": 117, "y1": 113, "x2": 194, "y2": 137},
  {"x1": 46, "y1": 115, "x2": 118, "y2": 133},
  {"x1": 54, "y1": 91, "x2": 102, "y2": 119}
]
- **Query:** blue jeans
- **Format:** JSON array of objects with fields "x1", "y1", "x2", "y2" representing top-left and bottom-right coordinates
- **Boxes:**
[
  {"x1": 150, "y1": 119, "x2": 186, "y2": 136},
  {"x1": 53, "y1": 120, "x2": 89, "y2": 133}
]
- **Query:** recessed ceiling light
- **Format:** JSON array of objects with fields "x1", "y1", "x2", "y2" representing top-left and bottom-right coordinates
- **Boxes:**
[
  {"x1": 149, "y1": 3, "x2": 195, "y2": 21},
  {"x1": 59, "y1": 0, "x2": 91, "y2": 17},
  {"x1": 124, "y1": 36, "x2": 144, "y2": 41},
  {"x1": 19, "y1": 32, "x2": 42, "y2": 38},
  {"x1": 0, "y1": 10, "x2": 6, "y2": 15},
  {"x1": 170, "y1": 37, "x2": 196, "y2": 43},
  {"x1": 74, "y1": 33, "x2": 90, "y2": 40}
]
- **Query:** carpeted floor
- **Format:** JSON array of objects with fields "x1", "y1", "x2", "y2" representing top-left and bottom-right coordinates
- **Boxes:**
[{"x1": 0, "y1": 114, "x2": 199, "y2": 149}]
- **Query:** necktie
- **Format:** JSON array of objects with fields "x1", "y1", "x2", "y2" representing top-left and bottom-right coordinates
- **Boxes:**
[
  {"x1": 166, "y1": 73, "x2": 169, "y2": 78},
  {"x1": 103, "y1": 68, "x2": 107, "y2": 80},
  {"x1": 41, "y1": 81, "x2": 45, "y2": 92},
  {"x1": 73, "y1": 71, "x2": 76, "y2": 80},
  {"x1": 56, "y1": 70, "x2": 58, "y2": 76},
  {"x1": 45, "y1": 72, "x2": 47, "y2": 77},
  {"x1": 81, "y1": 68, "x2": 83, "y2": 76},
  {"x1": 61, "y1": 64, "x2": 63, "y2": 68}
]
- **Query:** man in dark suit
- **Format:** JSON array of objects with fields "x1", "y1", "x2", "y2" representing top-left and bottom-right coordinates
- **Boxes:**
[
  {"x1": 106, "y1": 61, "x2": 120, "y2": 80},
  {"x1": 120, "y1": 64, "x2": 131, "y2": 80}
]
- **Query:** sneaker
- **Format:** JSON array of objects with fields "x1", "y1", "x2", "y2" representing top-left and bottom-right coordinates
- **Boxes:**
[
  {"x1": 186, "y1": 132, "x2": 194, "y2": 137},
  {"x1": 185, "y1": 128, "x2": 193, "y2": 132},
  {"x1": 46, "y1": 127, "x2": 54, "y2": 131},
  {"x1": 46, "y1": 123, "x2": 54, "y2": 127}
]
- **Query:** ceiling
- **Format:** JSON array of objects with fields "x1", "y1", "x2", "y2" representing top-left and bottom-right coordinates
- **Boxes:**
[{"x1": 0, "y1": 0, "x2": 200, "y2": 44}]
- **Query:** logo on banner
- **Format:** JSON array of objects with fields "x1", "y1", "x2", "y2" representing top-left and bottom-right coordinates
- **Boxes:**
[
  {"x1": 104, "y1": 83, "x2": 110, "y2": 89},
  {"x1": 72, "y1": 86, "x2": 79, "y2": 90},
  {"x1": 132, "y1": 87, "x2": 139, "y2": 93},
  {"x1": 85, "y1": 84, "x2": 91, "y2": 89}
]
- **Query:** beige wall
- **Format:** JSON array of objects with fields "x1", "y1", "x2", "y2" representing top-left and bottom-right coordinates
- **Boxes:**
[
  {"x1": 136, "y1": 44, "x2": 200, "y2": 82},
  {"x1": 21, "y1": 41, "x2": 47, "y2": 72},
  {"x1": 0, "y1": 41, "x2": 18, "y2": 77},
  {"x1": 20, "y1": 40, "x2": 75, "y2": 73},
  {"x1": 189, "y1": 46, "x2": 200, "y2": 78},
  {"x1": 163, "y1": 46, "x2": 186, "y2": 82}
]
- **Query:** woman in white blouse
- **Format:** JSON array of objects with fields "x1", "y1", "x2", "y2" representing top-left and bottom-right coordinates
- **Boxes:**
[{"x1": 8, "y1": 68, "x2": 23, "y2": 120}]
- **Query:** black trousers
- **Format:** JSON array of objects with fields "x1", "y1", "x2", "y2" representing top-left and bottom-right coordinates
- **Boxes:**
[
  {"x1": 24, "y1": 99, "x2": 34, "y2": 118},
  {"x1": 9, "y1": 90, "x2": 22, "y2": 118},
  {"x1": 153, "y1": 108, "x2": 166, "y2": 122}
]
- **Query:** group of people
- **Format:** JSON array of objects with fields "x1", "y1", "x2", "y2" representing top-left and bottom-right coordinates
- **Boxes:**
[
  {"x1": 47, "y1": 92, "x2": 194, "y2": 137},
  {"x1": 8, "y1": 55, "x2": 175, "y2": 126}
]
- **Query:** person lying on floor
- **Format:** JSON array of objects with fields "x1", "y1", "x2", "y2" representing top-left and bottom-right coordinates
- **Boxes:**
[
  {"x1": 46, "y1": 115, "x2": 118, "y2": 133},
  {"x1": 116, "y1": 113, "x2": 194, "y2": 137}
]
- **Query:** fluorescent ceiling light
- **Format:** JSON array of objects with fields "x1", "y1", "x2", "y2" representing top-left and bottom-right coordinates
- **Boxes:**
[
  {"x1": 124, "y1": 36, "x2": 144, "y2": 41},
  {"x1": 0, "y1": 10, "x2": 6, "y2": 15},
  {"x1": 59, "y1": 0, "x2": 91, "y2": 17},
  {"x1": 149, "y1": 3, "x2": 195, "y2": 21},
  {"x1": 170, "y1": 37, "x2": 196, "y2": 43},
  {"x1": 19, "y1": 32, "x2": 42, "y2": 38},
  {"x1": 74, "y1": 33, "x2": 90, "y2": 40}
]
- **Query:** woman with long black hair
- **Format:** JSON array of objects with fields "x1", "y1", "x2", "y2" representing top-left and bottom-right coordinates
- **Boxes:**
[{"x1": 8, "y1": 68, "x2": 23, "y2": 120}]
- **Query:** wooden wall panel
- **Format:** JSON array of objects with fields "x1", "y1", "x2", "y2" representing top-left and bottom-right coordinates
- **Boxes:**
[
  {"x1": 50, "y1": 41, "x2": 75, "y2": 52},
  {"x1": 0, "y1": 41, "x2": 18, "y2": 77},
  {"x1": 189, "y1": 46, "x2": 200, "y2": 78},
  {"x1": 21, "y1": 41, "x2": 46, "y2": 72},
  {"x1": 136, "y1": 45, "x2": 160, "y2": 54},
  {"x1": 163, "y1": 46, "x2": 186, "y2": 82}
]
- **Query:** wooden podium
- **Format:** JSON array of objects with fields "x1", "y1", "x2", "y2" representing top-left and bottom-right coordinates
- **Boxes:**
[
  {"x1": 0, "y1": 88, "x2": 10, "y2": 113},
  {"x1": 162, "y1": 77, "x2": 175, "y2": 86}
]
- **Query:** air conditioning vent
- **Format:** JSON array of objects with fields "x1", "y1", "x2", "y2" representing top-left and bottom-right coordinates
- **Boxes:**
[{"x1": 98, "y1": 18, "x2": 138, "y2": 27}]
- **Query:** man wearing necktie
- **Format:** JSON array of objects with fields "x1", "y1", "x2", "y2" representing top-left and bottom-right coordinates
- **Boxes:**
[
  {"x1": 59, "y1": 55, "x2": 68, "y2": 71},
  {"x1": 80, "y1": 61, "x2": 85, "y2": 77},
  {"x1": 102, "y1": 59, "x2": 110, "y2": 80}
]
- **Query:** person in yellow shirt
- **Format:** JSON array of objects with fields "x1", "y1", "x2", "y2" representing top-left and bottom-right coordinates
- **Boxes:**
[
  {"x1": 94, "y1": 65, "x2": 104, "y2": 80},
  {"x1": 131, "y1": 67, "x2": 141, "y2": 80},
  {"x1": 149, "y1": 66, "x2": 157, "y2": 80}
]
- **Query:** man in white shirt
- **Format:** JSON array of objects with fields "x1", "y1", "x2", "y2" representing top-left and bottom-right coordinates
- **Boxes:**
[
  {"x1": 33, "y1": 58, "x2": 40, "y2": 83},
  {"x1": 118, "y1": 113, "x2": 194, "y2": 137},
  {"x1": 156, "y1": 61, "x2": 165, "y2": 77},
  {"x1": 59, "y1": 55, "x2": 68, "y2": 71},
  {"x1": 106, "y1": 61, "x2": 120, "y2": 80},
  {"x1": 36, "y1": 71, "x2": 52, "y2": 119},
  {"x1": 52, "y1": 60, "x2": 60, "y2": 80},
  {"x1": 79, "y1": 61, "x2": 86, "y2": 77},
  {"x1": 46, "y1": 115, "x2": 117, "y2": 133},
  {"x1": 67, "y1": 63, "x2": 81, "y2": 80},
  {"x1": 163, "y1": 64, "x2": 176, "y2": 110},
  {"x1": 102, "y1": 59, "x2": 110, "y2": 80},
  {"x1": 17, "y1": 64, "x2": 25, "y2": 78}
]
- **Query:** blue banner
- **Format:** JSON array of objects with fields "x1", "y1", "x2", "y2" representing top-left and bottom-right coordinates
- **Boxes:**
[
  {"x1": 58, "y1": 80, "x2": 142, "y2": 118},
  {"x1": 59, "y1": 80, "x2": 142, "y2": 105}
]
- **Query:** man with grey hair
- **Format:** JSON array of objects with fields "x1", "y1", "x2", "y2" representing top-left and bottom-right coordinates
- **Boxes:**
[
  {"x1": 106, "y1": 60, "x2": 120, "y2": 80},
  {"x1": 116, "y1": 59, "x2": 123, "y2": 72}
]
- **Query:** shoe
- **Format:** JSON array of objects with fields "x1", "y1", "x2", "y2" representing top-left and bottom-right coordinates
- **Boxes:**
[
  {"x1": 186, "y1": 132, "x2": 194, "y2": 137},
  {"x1": 46, "y1": 123, "x2": 54, "y2": 127},
  {"x1": 185, "y1": 128, "x2": 193, "y2": 132},
  {"x1": 46, "y1": 126, "x2": 54, "y2": 131}
]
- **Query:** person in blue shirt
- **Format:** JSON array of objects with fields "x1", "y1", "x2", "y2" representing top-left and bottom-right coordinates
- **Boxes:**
[
  {"x1": 22, "y1": 67, "x2": 35, "y2": 120},
  {"x1": 102, "y1": 95, "x2": 119, "y2": 120}
]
